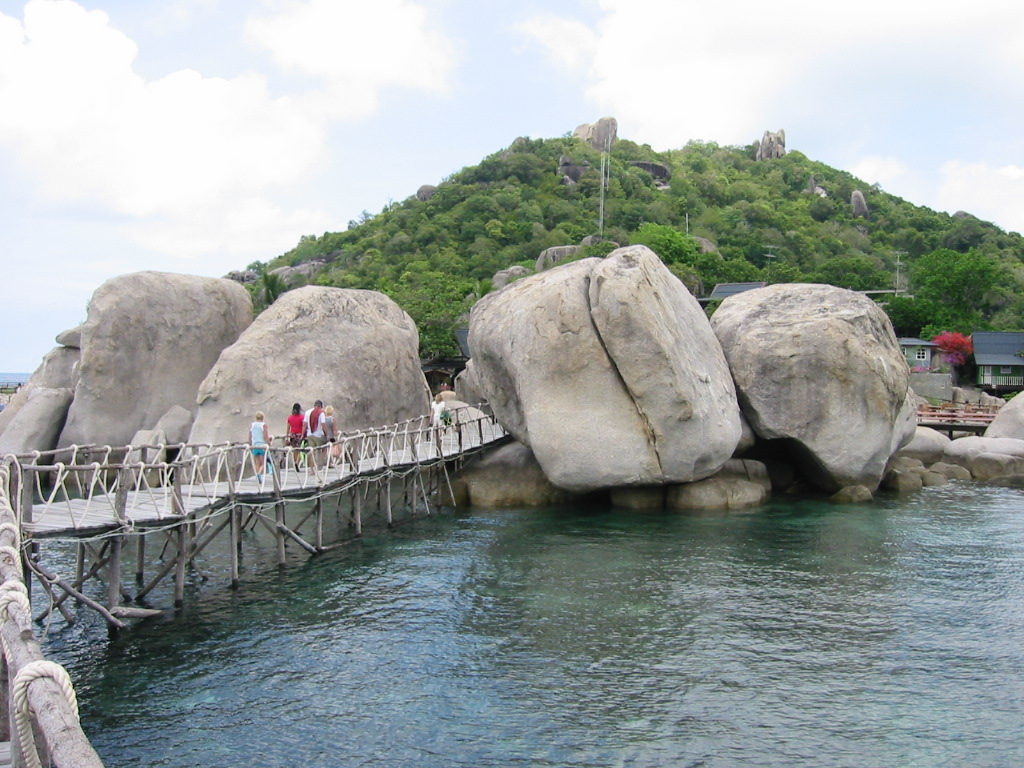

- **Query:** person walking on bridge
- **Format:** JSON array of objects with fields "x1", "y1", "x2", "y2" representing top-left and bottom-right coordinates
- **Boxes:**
[{"x1": 249, "y1": 411, "x2": 271, "y2": 480}]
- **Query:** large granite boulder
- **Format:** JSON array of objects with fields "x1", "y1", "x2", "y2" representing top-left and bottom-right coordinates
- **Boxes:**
[
  {"x1": 711, "y1": 283, "x2": 909, "y2": 492},
  {"x1": 0, "y1": 388, "x2": 74, "y2": 456},
  {"x1": 851, "y1": 190, "x2": 870, "y2": 218},
  {"x1": 492, "y1": 265, "x2": 532, "y2": 290},
  {"x1": 985, "y1": 394, "x2": 1024, "y2": 438},
  {"x1": 536, "y1": 245, "x2": 582, "y2": 272},
  {"x1": 755, "y1": 129, "x2": 785, "y2": 160},
  {"x1": 454, "y1": 360, "x2": 486, "y2": 407},
  {"x1": 57, "y1": 272, "x2": 252, "y2": 449},
  {"x1": 455, "y1": 442, "x2": 568, "y2": 507},
  {"x1": 0, "y1": 344, "x2": 79, "y2": 438},
  {"x1": 895, "y1": 426, "x2": 952, "y2": 464},
  {"x1": 469, "y1": 245, "x2": 741, "y2": 492},
  {"x1": 943, "y1": 436, "x2": 1024, "y2": 475},
  {"x1": 573, "y1": 117, "x2": 617, "y2": 150},
  {"x1": 189, "y1": 286, "x2": 430, "y2": 445},
  {"x1": 666, "y1": 458, "x2": 772, "y2": 511},
  {"x1": 269, "y1": 260, "x2": 326, "y2": 287}
]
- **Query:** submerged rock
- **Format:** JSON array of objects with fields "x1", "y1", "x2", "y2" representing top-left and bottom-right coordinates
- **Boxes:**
[{"x1": 469, "y1": 245, "x2": 741, "y2": 492}]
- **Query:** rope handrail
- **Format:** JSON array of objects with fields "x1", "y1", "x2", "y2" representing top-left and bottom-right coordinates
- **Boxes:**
[{"x1": 0, "y1": 457, "x2": 105, "y2": 767}]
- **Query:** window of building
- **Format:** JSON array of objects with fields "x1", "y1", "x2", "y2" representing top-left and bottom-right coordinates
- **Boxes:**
[{"x1": 916, "y1": 348, "x2": 928, "y2": 361}]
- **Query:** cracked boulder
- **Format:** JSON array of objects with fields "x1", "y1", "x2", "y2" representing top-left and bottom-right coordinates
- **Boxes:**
[
  {"x1": 468, "y1": 245, "x2": 741, "y2": 492},
  {"x1": 711, "y1": 283, "x2": 909, "y2": 492}
]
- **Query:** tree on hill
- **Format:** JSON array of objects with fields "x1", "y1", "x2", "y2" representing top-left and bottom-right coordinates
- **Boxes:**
[{"x1": 250, "y1": 133, "x2": 1024, "y2": 356}]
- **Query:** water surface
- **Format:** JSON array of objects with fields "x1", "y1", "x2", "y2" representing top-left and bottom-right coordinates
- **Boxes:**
[{"x1": 43, "y1": 483, "x2": 1024, "y2": 767}]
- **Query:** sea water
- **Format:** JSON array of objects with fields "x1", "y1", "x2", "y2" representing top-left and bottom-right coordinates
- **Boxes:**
[{"x1": 41, "y1": 482, "x2": 1024, "y2": 767}]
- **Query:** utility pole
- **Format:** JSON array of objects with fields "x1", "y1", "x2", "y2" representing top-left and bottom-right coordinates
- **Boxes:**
[
  {"x1": 894, "y1": 250, "x2": 906, "y2": 295},
  {"x1": 597, "y1": 131, "x2": 612, "y2": 239},
  {"x1": 762, "y1": 245, "x2": 778, "y2": 281}
]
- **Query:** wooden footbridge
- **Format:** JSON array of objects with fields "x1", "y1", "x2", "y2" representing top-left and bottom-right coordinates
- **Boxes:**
[{"x1": 0, "y1": 406, "x2": 508, "y2": 767}]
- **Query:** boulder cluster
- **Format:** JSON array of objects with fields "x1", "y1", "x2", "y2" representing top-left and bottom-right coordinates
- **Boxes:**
[
  {"x1": 460, "y1": 245, "x2": 916, "y2": 508},
  {"x1": 0, "y1": 274, "x2": 429, "y2": 457}
]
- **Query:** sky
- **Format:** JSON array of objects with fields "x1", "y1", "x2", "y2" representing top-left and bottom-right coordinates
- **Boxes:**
[{"x1": 2, "y1": 0, "x2": 1023, "y2": 371}]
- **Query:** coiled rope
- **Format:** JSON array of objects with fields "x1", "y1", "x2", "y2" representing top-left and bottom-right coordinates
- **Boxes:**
[{"x1": 12, "y1": 661, "x2": 79, "y2": 768}]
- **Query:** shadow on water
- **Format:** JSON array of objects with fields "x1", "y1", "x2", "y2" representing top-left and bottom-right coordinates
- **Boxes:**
[{"x1": 38, "y1": 484, "x2": 1024, "y2": 768}]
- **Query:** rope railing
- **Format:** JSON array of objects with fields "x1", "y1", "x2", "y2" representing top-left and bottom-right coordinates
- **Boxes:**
[
  {"x1": 11, "y1": 406, "x2": 507, "y2": 533},
  {"x1": 0, "y1": 457, "x2": 105, "y2": 767}
]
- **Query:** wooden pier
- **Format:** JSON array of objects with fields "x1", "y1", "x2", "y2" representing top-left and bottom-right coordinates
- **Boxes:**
[
  {"x1": 0, "y1": 405, "x2": 509, "y2": 766},
  {"x1": 916, "y1": 403, "x2": 999, "y2": 437}
]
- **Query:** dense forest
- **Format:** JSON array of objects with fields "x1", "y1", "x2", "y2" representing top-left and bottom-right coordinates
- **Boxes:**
[{"x1": 243, "y1": 133, "x2": 1024, "y2": 357}]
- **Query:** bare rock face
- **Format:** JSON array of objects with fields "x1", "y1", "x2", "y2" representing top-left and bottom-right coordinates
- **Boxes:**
[
  {"x1": 57, "y1": 272, "x2": 252, "y2": 449},
  {"x1": 188, "y1": 286, "x2": 429, "y2": 446},
  {"x1": 629, "y1": 161, "x2": 671, "y2": 182},
  {"x1": 269, "y1": 260, "x2": 326, "y2": 287},
  {"x1": 492, "y1": 265, "x2": 532, "y2": 290},
  {"x1": 558, "y1": 155, "x2": 589, "y2": 183},
  {"x1": 454, "y1": 360, "x2": 486, "y2": 406},
  {"x1": 0, "y1": 345, "x2": 79, "y2": 438},
  {"x1": 711, "y1": 283, "x2": 909, "y2": 492},
  {"x1": 535, "y1": 245, "x2": 582, "y2": 272},
  {"x1": 224, "y1": 270, "x2": 259, "y2": 285},
  {"x1": 895, "y1": 426, "x2": 952, "y2": 464},
  {"x1": 755, "y1": 129, "x2": 786, "y2": 160},
  {"x1": 0, "y1": 388, "x2": 74, "y2": 456},
  {"x1": 666, "y1": 459, "x2": 772, "y2": 510},
  {"x1": 943, "y1": 436, "x2": 1024, "y2": 473},
  {"x1": 416, "y1": 184, "x2": 438, "y2": 202},
  {"x1": 573, "y1": 117, "x2": 618, "y2": 150},
  {"x1": 985, "y1": 394, "x2": 1024, "y2": 438},
  {"x1": 457, "y1": 442, "x2": 568, "y2": 507},
  {"x1": 469, "y1": 245, "x2": 741, "y2": 492},
  {"x1": 55, "y1": 325, "x2": 83, "y2": 348},
  {"x1": 851, "y1": 190, "x2": 870, "y2": 218},
  {"x1": 154, "y1": 405, "x2": 194, "y2": 445}
]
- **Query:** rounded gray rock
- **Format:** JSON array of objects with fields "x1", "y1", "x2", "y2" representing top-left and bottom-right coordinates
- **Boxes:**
[
  {"x1": 188, "y1": 286, "x2": 430, "y2": 446},
  {"x1": 469, "y1": 246, "x2": 741, "y2": 492},
  {"x1": 711, "y1": 283, "x2": 909, "y2": 492},
  {"x1": 58, "y1": 272, "x2": 252, "y2": 449}
]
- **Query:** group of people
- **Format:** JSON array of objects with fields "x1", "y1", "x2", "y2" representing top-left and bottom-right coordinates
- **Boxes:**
[{"x1": 248, "y1": 400, "x2": 339, "y2": 478}]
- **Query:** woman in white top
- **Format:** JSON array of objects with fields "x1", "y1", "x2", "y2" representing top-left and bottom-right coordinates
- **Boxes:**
[{"x1": 250, "y1": 411, "x2": 271, "y2": 478}]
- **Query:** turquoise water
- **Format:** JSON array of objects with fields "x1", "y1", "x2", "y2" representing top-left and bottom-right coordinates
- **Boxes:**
[{"x1": 42, "y1": 483, "x2": 1024, "y2": 767}]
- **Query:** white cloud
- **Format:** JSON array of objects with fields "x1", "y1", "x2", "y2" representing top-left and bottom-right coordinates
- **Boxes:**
[
  {"x1": 939, "y1": 161, "x2": 1024, "y2": 235},
  {"x1": 516, "y1": 15, "x2": 596, "y2": 73},
  {"x1": 0, "y1": 0, "x2": 455, "y2": 264},
  {"x1": 246, "y1": 0, "x2": 454, "y2": 119},
  {"x1": 849, "y1": 156, "x2": 910, "y2": 188},
  {"x1": 520, "y1": 0, "x2": 1024, "y2": 149}
]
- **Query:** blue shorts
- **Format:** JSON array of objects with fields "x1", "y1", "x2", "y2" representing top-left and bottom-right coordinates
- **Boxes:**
[{"x1": 252, "y1": 447, "x2": 267, "y2": 456}]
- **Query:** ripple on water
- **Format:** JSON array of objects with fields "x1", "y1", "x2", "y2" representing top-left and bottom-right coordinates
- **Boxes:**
[{"x1": 42, "y1": 485, "x2": 1024, "y2": 767}]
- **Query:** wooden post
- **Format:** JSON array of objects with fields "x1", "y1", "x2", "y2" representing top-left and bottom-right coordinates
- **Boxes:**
[
  {"x1": 385, "y1": 480, "x2": 393, "y2": 527},
  {"x1": 353, "y1": 488, "x2": 363, "y2": 537},
  {"x1": 275, "y1": 501, "x2": 286, "y2": 566},
  {"x1": 417, "y1": 468, "x2": 431, "y2": 517},
  {"x1": 174, "y1": 521, "x2": 188, "y2": 607},
  {"x1": 107, "y1": 536, "x2": 122, "y2": 613},
  {"x1": 230, "y1": 506, "x2": 240, "y2": 589},
  {"x1": 135, "y1": 534, "x2": 146, "y2": 584},
  {"x1": 315, "y1": 496, "x2": 323, "y2": 549}
]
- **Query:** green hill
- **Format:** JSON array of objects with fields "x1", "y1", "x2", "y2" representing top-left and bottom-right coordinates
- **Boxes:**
[{"x1": 245, "y1": 133, "x2": 1024, "y2": 356}]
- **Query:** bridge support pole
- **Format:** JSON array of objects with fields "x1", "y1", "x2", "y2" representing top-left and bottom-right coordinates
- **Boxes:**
[
  {"x1": 314, "y1": 496, "x2": 323, "y2": 549},
  {"x1": 135, "y1": 534, "x2": 146, "y2": 584},
  {"x1": 385, "y1": 480, "x2": 393, "y2": 527},
  {"x1": 107, "y1": 536, "x2": 122, "y2": 615},
  {"x1": 275, "y1": 502, "x2": 286, "y2": 566},
  {"x1": 174, "y1": 522, "x2": 189, "y2": 607},
  {"x1": 230, "y1": 506, "x2": 240, "y2": 589},
  {"x1": 353, "y1": 489, "x2": 363, "y2": 537}
]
